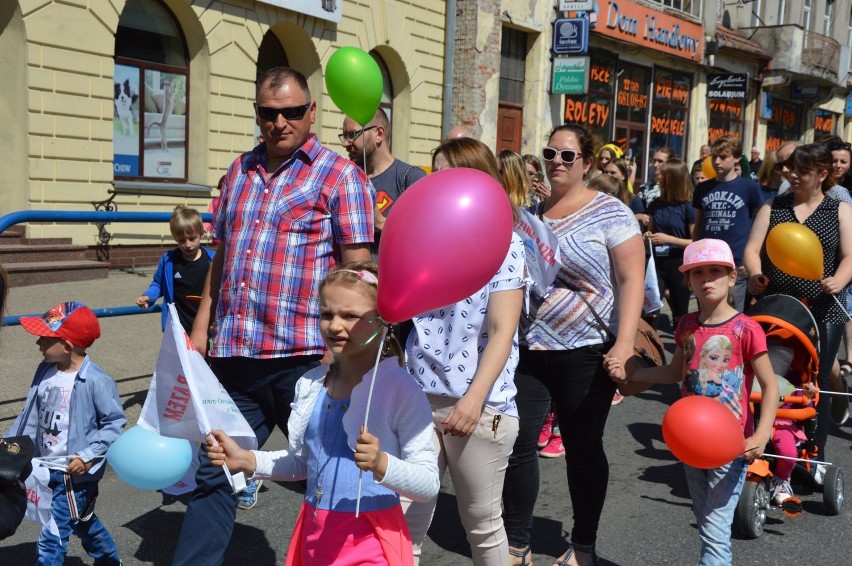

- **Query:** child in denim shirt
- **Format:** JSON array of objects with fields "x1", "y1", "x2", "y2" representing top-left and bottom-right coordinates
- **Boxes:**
[{"x1": 9, "y1": 302, "x2": 125, "y2": 565}]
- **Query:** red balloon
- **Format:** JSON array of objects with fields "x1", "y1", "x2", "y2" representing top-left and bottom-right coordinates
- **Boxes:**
[
  {"x1": 377, "y1": 168, "x2": 513, "y2": 323},
  {"x1": 662, "y1": 396, "x2": 745, "y2": 469}
]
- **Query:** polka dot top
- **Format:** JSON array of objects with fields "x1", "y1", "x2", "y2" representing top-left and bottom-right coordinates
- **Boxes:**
[{"x1": 760, "y1": 193, "x2": 845, "y2": 323}]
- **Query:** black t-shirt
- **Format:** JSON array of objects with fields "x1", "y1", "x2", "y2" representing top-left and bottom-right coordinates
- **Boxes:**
[
  {"x1": 172, "y1": 252, "x2": 211, "y2": 333},
  {"x1": 371, "y1": 159, "x2": 427, "y2": 255}
]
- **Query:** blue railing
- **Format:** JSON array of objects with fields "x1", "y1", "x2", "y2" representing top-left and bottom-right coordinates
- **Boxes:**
[{"x1": 0, "y1": 210, "x2": 212, "y2": 325}]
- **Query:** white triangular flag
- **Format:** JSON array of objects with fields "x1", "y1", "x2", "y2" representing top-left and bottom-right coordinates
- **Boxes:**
[
  {"x1": 138, "y1": 304, "x2": 256, "y2": 492},
  {"x1": 24, "y1": 461, "x2": 59, "y2": 537}
]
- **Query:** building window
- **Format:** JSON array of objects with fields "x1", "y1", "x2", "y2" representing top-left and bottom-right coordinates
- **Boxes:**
[
  {"x1": 370, "y1": 51, "x2": 393, "y2": 124},
  {"x1": 649, "y1": 0, "x2": 700, "y2": 17},
  {"x1": 257, "y1": 31, "x2": 289, "y2": 81},
  {"x1": 114, "y1": 0, "x2": 188, "y2": 181},
  {"x1": 499, "y1": 28, "x2": 527, "y2": 106},
  {"x1": 765, "y1": 99, "x2": 803, "y2": 152},
  {"x1": 708, "y1": 98, "x2": 745, "y2": 143},
  {"x1": 814, "y1": 109, "x2": 837, "y2": 141},
  {"x1": 564, "y1": 51, "x2": 616, "y2": 147},
  {"x1": 650, "y1": 68, "x2": 691, "y2": 159},
  {"x1": 803, "y1": 0, "x2": 812, "y2": 31},
  {"x1": 824, "y1": 0, "x2": 833, "y2": 36}
]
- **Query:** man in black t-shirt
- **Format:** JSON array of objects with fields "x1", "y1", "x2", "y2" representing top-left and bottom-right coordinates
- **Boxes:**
[{"x1": 340, "y1": 108, "x2": 426, "y2": 256}]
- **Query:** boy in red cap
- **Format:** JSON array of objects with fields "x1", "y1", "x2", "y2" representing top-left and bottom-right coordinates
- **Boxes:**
[{"x1": 7, "y1": 301, "x2": 125, "y2": 565}]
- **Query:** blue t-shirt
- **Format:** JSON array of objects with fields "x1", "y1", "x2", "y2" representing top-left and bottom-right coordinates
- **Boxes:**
[
  {"x1": 692, "y1": 176, "x2": 764, "y2": 266},
  {"x1": 646, "y1": 200, "x2": 695, "y2": 257}
]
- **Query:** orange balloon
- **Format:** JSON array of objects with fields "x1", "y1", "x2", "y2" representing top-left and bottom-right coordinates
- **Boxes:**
[
  {"x1": 662, "y1": 396, "x2": 744, "y2": 469},
  {"x1": 701, "y1": 156, "x2": 716, "y2": 180},
  {"x1": 765, "y1": 222, "x2": 824, "y2": 280}
]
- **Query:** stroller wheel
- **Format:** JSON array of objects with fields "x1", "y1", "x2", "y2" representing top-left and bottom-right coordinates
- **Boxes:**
[
  {"x1": 822, "y1": 466, "x2": 844, "y2": 516},
  {"x1": 735, "y1": 478, "x2": 769, "y2": 538}
]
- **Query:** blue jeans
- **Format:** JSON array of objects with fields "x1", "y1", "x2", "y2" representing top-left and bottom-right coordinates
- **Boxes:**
[
  {"x1": 171, "y1": 355, "x2": 321, "y2": 566},
  {"x1": 682, "y1": 457, "x2": 748, "y2": 566},
  {"x1": 37, "y1": 471, "x2": 120, "y2": 566}
]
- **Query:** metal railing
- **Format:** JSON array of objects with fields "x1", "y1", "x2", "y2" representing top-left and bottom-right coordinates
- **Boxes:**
[
  {"x1": 802, "y1": 30, "x2": 840, "y2": 75},
  {"x1": 0, "y1": 209, "x2": 212, "y2": 325}
]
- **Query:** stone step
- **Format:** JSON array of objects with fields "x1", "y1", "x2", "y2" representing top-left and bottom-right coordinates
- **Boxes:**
[
  {"x1": 3, "y1": 260, "x2": 109, "y2": 286},
  {"x1": 0, "y1": 243, "x2": 88, "y2": 263},
  {"x1": 0, "y1": 227, "x2": 26, "y2": 245}
]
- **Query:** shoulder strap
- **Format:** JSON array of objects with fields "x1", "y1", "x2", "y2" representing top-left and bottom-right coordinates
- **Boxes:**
[{"x1": 571, "y1": 289, "x2": 617, "y2": 341}]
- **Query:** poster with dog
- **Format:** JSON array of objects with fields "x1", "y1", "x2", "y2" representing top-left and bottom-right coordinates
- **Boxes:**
[
  {"x1": 113, "y1": 64, "x2": 140, "y2": 177},
  {"x1": 143, "y1": 70, "x2": 187, "y2": 179}
]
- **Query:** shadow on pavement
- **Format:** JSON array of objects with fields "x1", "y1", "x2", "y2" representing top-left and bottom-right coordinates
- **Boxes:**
[{"x1": 638, "y1": 463, "x2": 691, "y2": 500}]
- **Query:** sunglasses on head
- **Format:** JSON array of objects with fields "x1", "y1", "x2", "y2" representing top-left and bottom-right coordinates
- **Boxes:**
[
  {"x1": 254, "y1": 102, "x2": 312, "y2": 122},
  {"x1": 828, "y1": 141, "x2": 852, "y2": 151},
  {"x1": 542, "y1": 147, "x2": 584, "y2": 164}
]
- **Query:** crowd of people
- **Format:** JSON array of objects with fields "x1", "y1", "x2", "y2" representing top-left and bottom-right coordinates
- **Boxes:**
[{"x1": 4, "y1": 65, "x2": 852, "y2": 566}]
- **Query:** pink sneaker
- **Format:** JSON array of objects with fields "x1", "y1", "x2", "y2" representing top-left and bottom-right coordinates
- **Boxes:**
[
  {"x1": 537, "y1": 412, "x2": 554, "y2": 449},
  {"x1": 611, "y1": 391, "x2": 624, "y2": 406},
  {"x1": 540, "y1": 434, "x2": 565, "y2": 458}
]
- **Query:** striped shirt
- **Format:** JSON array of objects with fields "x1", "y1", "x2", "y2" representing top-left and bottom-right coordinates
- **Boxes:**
[
  {"x1": 522, "y1": 192, "x2": 640, "y2": 350},
  {"x1": 211, "y1": 134, "x2": 374, "y2": 358}
]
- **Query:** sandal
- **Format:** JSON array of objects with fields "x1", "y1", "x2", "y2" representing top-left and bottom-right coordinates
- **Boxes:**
[
  {"x1": 509, "y1": 545, "x2": 533, "y2": 566},
  {"x1": 553, "y1": 544, "x2": 599, "y2": 566},
  {"x1": 840, "y1": 360, "x2": 852, "y2": 378}
]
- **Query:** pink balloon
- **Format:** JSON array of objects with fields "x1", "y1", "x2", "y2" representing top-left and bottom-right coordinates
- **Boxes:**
[
  {"x1": 377, "y1": 168, "x2": 513, "y2": 323},
  {"x1": 662, "y1": 396, "x2": 745, "y2": 469}
]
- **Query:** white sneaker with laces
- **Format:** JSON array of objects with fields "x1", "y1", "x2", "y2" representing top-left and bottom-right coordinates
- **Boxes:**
[{"x1": 771, "y1": 477, "x2": 794, "y2": 505}]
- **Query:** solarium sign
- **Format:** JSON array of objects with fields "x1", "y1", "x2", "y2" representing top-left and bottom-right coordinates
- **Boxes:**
[{"x1": 595, "y1": 0, "x2": 703, "y2": 61}]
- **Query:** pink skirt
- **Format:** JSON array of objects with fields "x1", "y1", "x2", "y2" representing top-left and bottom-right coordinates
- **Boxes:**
[{"x1": 284, "y1": 501, "x2": 414, "y2": 566}]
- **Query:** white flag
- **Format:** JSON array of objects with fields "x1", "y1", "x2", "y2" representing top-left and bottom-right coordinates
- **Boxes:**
[
  {"x1": 24, "y1": 461, "x2": 59, "y2": 537},
  {"x1": 514, "y1": 208, "x2": 564, "y2": 300},
  {"x1": 138, "y1": 305, "x2": 256, "y2": 491},
  {"x1": 644, "y1": 245, "x2": 664, "y2": 314}
]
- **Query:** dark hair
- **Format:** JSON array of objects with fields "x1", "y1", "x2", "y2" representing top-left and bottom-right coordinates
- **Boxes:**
[
  {"x1": 606, "y1": 158, "x2": 631, "y2": 182},
  {"x1": 431, "y1": 138, "x2": 502, "y2": 183},
  {"x1": 523, "y1": 154, "x2": 542, "y2": 174},
  {"x1": 653, "y1": 147, "x2": 676, "y2": 160},
  {"x1": 256, "y1": 67, "x2": 311, "y2": 100},
  {"x1": 785, "y1": 144, "x2": 834, "y2": 192},
  {"x1": 818, "y1": 135, "x2": 852, "y2": 184},
  {"x1": 548, "y1": 124, "x2": 595, "y2": 162},
  {"x1": 657, "y1": 159, "x2": 692, "y2": 204}
]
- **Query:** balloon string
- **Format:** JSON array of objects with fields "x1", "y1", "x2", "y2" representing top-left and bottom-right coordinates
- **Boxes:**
[
  {"x1": 760, "y1": 453, "x2": 833, "y2": 466},
  {"x1": 831, "y1": 294, "x2": 852, "y2": 322},
  {"x1": 355, "y1": 324, "x2": 389, "y2": 518}
]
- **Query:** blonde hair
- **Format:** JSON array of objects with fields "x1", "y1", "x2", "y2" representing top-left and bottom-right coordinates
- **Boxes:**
[
  {"x1": 498, "y1": 150, "x2": 530, "y2": 208},
  {"x1": 319, "y1": 261, "x2": 404, "y2": 365},
  {"x1": 170, "y1": 206, "x2": 204, "y2": 239}
]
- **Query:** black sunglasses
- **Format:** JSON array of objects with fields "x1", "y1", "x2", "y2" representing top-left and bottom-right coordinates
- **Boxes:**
[
  {"x1": 254, "y1": 102, "x2": 312, "y2": 122},
  {"x1": 542, "y1": 147, "x2": 584, "y2": 164},
  {"x1": 828, "y1": 141, "x2": 852, "y2": 151}
]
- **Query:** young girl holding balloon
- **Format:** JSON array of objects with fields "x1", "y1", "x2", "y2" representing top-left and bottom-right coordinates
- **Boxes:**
[
  {"x1": 205, "y1": 262, "x2": 439, "y2": 565},
  {"x1": 605, "y1": 239, "x2": 779, "y2": 565}
]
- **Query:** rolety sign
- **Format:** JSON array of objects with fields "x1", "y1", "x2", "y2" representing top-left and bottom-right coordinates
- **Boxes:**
[
  {"x1": 594, "y1": 0, "x2": 703, "y2": 61},
  {"x1": 707, "y1": 73, "x2": 748, "y2": 100}
]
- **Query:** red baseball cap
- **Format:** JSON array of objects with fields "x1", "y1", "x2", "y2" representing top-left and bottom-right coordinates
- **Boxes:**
[{"x1": 20, "y1": 302, "x2": 101, "y2": 348}]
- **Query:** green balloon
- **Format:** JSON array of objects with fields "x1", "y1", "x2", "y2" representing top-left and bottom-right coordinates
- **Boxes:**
[{"x1": 325, "y1": 47, "x2": 383, "y2": 126}]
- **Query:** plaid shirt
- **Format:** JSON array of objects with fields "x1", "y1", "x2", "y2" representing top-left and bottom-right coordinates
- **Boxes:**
[{"x1": 211, "y1": 134, "x2": 374, "y2": 358}]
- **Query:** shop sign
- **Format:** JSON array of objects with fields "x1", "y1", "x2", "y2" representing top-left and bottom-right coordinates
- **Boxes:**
[
  {"x1": 256, "y1": 0, "x2": 342, "y2": 23},
  {"x1": 564, "y1": 97, "x2": 611, "y2": 127},
  {"x1": 707, "y1": 73, "x2": 748, "y2": 100},
  {"x1": 617, "y1": 76, "x2": 648, "y2": 109},
  {"x1": 594, "y1": 0, "x2": 703, "y2": 61},
  {"x1": 553, "y1": 18, "x2": 589, "y2": 54},
  {"x1": 559, "y1": 1, "x2": 594, "y2": 10},
  {"x1": 791, "y1": 83, "x2": 820, "y2": 99},
  {"x1": 552, "y1": 56, "x2": 590, "y2": 95},
  {"x1": 846, "y1": 93, "x2": 852, "y2": 116},
  {"x1": 814, "y1": 110, "x2": 835, "y2": 135},
  {"x1": 655, "y1": 76, "x2": 689, "y2": 104}
]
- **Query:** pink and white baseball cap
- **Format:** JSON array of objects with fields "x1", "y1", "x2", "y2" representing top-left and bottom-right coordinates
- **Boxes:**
[{"x1": 679, "y1": 239, "x2": 736, "y2": 273}]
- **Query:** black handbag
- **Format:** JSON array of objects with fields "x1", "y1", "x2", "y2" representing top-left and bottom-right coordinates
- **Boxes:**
[{"x1": 0, "y1": 436, "x2": 34, "y2": 540}]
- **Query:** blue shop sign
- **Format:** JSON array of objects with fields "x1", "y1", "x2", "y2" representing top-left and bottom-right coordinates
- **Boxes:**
[{"x1": 553, "y1": 18, "x2": 589, "y2": 54}]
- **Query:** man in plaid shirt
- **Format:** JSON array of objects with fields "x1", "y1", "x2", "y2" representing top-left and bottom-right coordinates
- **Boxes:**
[{"x1": 174, "y1": 67, "x2": 374, "y2": 565}]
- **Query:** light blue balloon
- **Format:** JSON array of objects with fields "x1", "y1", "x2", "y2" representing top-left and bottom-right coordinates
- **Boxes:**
[{"x1": 107, "y1": 425, "x2": 193, "y2": 490}]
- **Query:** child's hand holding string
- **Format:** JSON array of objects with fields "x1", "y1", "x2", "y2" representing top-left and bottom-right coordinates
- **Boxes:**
[
  {"x1": 206, "y1": 430, "x2": 256, "y2": 475},
  {"x1": 743, "y1": 431, "x2": 770, "y2": 461},
  {"x1": 355, "y1": 426, "x2": 388, "y2": 481}
]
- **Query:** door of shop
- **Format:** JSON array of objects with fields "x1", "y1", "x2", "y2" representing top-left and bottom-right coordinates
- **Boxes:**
[
  {"x1": 614, "y1": 123, "x2": 646, "y2": 184},
  {"x1": 497, "y1": 103, "x2": 523, "y2": 153},
  {"x1": 614, "y1": 63, "x2": 651, "y2": 185}
]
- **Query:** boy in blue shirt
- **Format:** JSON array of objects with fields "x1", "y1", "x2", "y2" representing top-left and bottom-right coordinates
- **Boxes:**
[
  {"x1": 10, "y1": 302, "x2": 125, "y2": 564},
  {"x1": 136, "y1": 206, "x2": 215, "y2": 333}
]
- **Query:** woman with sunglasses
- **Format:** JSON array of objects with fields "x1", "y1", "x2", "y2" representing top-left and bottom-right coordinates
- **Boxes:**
[
  {"x1": 503, "y1": 125, "x2": 644, "y2": 566},
  {"x1": 744, "y1": 144, "x2": 852, "y2": 477},
  {"x1": 402, "y1": 138, "x2": 525, "y2": 566}
]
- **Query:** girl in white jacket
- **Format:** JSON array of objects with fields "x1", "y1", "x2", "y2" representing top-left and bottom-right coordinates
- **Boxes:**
[{"x1": 206, "y1": 262, "x2": 438, "y2": 565}]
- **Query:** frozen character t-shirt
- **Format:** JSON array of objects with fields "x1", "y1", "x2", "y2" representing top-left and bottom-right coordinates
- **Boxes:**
[{"x1": 675, "y1": 312, "x2": 767, "y2": 436}]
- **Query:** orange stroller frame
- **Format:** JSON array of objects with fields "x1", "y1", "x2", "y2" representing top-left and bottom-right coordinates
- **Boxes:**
[{"x1": 734, "y1": 295, "x2": 844, "y2": 539}]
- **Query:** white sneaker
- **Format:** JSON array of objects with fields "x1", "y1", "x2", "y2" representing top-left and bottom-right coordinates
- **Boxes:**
[
  {"x1": 812, "y1": 463, "x2": 827, "y2": 486},
  {"x1": 771, "y1": 478, "x2": 794, "y2": 505}
]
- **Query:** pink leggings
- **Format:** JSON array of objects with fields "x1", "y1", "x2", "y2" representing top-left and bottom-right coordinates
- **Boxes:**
[{"x1": 771, "y1": 429, "x2": 797, "y2": 481}]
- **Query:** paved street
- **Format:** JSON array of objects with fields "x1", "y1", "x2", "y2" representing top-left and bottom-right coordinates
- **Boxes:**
[{"x1": 1, "y1": 270, "x2": 850, "y2": 565}]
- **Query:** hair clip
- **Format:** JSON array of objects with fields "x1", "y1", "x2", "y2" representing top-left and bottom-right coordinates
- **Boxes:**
[{"x1": 338, "y1": 269, "x2": 378, "y2": 286}]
